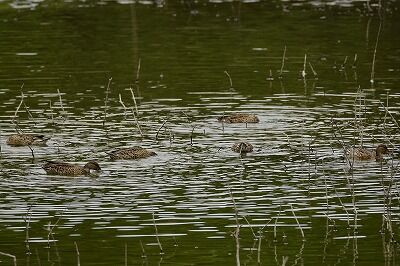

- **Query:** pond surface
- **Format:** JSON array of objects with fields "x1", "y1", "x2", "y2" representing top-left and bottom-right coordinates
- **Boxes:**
[{"x1": 0, "y1": 0, "x2": 399, "y2": 265}]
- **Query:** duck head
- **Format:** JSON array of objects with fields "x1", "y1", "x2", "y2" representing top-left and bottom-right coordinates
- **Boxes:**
[
  {"x1": 84, "y1": 161, "x2": 101, "y2": 172},
  {"x1": 376, "y1": 144, "x2": 389, "y2": 159}
]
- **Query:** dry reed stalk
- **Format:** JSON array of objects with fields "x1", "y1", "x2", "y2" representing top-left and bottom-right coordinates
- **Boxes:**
[
  {"x1": 308, "y1": 62, "x2": 318, "y2": 77},
  {"x1": 130, "y1": 107, "x2": 143, "y2": 137},
  {"x1": 330, "y1": 119, "x2": 354, "y2": 169},
  {"x1": 124, "y1": 242, "x2": 127, "y2": 266},
  {"x1": 129, "y1": 87, "x2": 139, "y2": 116},
  {"x1": 352, "y1": 230, "x2": 359, "y2": 264},
  {"x1": 136, "y1": 58, "x2": 141, "y2": 82},
  {"x1": 241, "y1": 215, "x2": 256, "y2": 238},
  {"x1": 257, "y1": 235, "x2": 262, "y2": 264},
  {"x1": 323, "y1": 174, "x2": 329, "y2": 214},
  {"x1": 190, "y1": 126, "x2": 196, "y2": 146},
  {"x1": 49, "y1": 100, "x2": 54, "y2": 125},
  {"x1": 27, "y1": 145, "x2": 35, "y2": 159},
  {"x1": 14, "y1": 89, "x2": 36, "y2": 124},
  {"x1": 282, "y1": 256, "x2": 289, "y2": 266},
  {"x1": 352, "y1": 86, "x2": 365, "y2": 147},
  {"x1": 352, "y1": 54, "x2": 358, "y2": 68},
  {"x1": 168, "y1": 129, "x2": 173, "y2": 144},
  {"x1": 290, "y1": 204, "x2": 305, "y2": 240},
  {"x1": 293, "y1": 241, "x2": 305, "y2": 265},
  {"x1": 155, "y1": 120, "x2": 167, "y2": 140},
  {"x1": 350, "y1": 173, "x2": 358, "y2": 233},
  {"x1": 380, "y1": 164, "x2": 396, "y2": 241},
  {"x1": 370, "y1": 16, "x2": 382, "y2": 84},
  {"x1": 0, "y1": 251, "x2": 17, "y2": 266},
  {"x1": 181, "y1": 111, "x2": 191, "y2": 123},
  {"x1": 47, "y1": 208, "x2": 67, "y2": 247},
  {"x1": 224, "y1": 71, "x2": 233, "y2": 88},
  {"x1": 382, "y1": 92, "x2": 389, "y2": 128},
  {"x1": 21, "y1": 93, "x2": 35, "y2": 124},
  {"x1": 57, "y1": 89, "x2": 65, "y2": 120},
  {"x1": 273, "y1": 245, "x2": 278, "y2": 265},
  {"x1": 102, "y1": 78, "x2": 112, "y2": 127},
  {"x1": 139, "y1": 240, "x2": 146, "y2": 258},
  {"x1": 341, "y1": 56, "x2": 348, "y2": 70},
  {"x1": 301, "y1": 54, "x2": 307, "y2": 79},
  {"x1": 128, "y1": 88, "x2": 143, "y2": 137},
  {"x1": 366, "y1": 17, "x2": 372, "y2": 45},
  {"x1": 267, "y1": 69, "x2": 274, "y2": 81},
  {"x1": 221, "y1": 111, "x2": 225, "y2": 132},
  {"x1": 35, "y1": 248, "x2": 41, "y2": 266},
  {"x1": 152, "y1": 212, "x2": 163, "y2": 254},
  {"x1": 273, "y1": 207, "x2": 282, "y2": 242},
  {"x1": 279, "y1": 46, "x2": 287, "y2": 78},
  {"x1": 322, "y1": 214, "x2": 331, "y2": 264},
  {"x1": 258, "y1": 216, "x2": 274, "y2": 234},
  {"x1": 379, "y1": 101, "x2": 400, "y2": 130},
  {"x1": 119, "y1": 94, "x2": 128, "y2": 118},
  {"x1": 332, "y1": 184, "x2": 351, "y2": 228},
  {"x1": 307, "y1": 141, "x2": 313, "y2": 182},
  {"x1": 24, "y1": 205, "x2": 32, "y2": 254},
  {"x1": 13, "y1": 91, "x2": 24, "y2": 123},
  {"x1": 229, "y1": 189, "x2": 241, "y2": 266},
  {"x1": 74, "y1": 241, "x2": 80, "y2": 266}
]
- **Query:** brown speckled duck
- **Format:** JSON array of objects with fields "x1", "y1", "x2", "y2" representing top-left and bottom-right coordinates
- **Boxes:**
[
  {"x1": 43, "y1": 161, "x2": 101, "y2": 176},
  {"x1": 218, "y1": 113, "x2": 259, "y2": 123},
  {"x1": 7, "y1": 134, "x2": 50, "y2": 146},
  {"x1": 109, "y1": 147, "x2": 157, "y2": 160},
  {"x1": 232, "y1": 141, "x2": 254, "y2": 153},
  {"x1": 346, "y1": 144, "x2": 389, "y2": 161}
]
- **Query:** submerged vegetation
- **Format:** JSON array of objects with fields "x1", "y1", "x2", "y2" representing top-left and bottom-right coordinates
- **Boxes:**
[{"x1": 0, "y1": 0, "x2": 399, "y2": 265}]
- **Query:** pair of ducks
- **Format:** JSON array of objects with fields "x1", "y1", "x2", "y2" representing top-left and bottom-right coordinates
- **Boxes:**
[
  {"x1": 6, "y1": 134, "x2": 157, "y2": 176},
  {"x1": 222, "y1": 113, "x2": 257, "y2": 153},
  {"x1": 43, "y1": 147, "x2": 157, "y2": 176}
]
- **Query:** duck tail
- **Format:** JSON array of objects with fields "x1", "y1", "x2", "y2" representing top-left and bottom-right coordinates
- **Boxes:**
[{"x1": 37, "y1": 135, "x2": 51, "y2": 141}]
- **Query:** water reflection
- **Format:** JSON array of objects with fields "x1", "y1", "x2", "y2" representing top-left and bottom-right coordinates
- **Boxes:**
[{"x1": 0, "y1": 87, "x2": 398, "y2": 264}]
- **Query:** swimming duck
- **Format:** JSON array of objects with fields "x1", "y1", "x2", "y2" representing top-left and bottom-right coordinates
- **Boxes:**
[
  {"x1": 109, "y1": 147, "x2": 157, "y2": 160},
  {"x1": 345, "y1": 144, "x2": 389, "y2": 161},
  {"x1": 218, "y1": 113, "x2": 259, "y2": 123},
  {"x1": 43, "y1": 161, "x2": 101, "y2": 176},
  {"x1": 232, "y1": 141, "x2": 254, "y2": 153},
  {"x1": 7, "y1": 134, "x2": 50, "y2": 146}
]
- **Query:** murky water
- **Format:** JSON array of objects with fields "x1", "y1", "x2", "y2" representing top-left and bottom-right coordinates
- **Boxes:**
[{"x1": 0, "y1": 0, "x2": 399, "y2": 265}]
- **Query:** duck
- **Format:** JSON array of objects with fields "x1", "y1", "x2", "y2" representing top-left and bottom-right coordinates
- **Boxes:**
[
  {"x1": 108, "y1": 147, "x2": 157, "y2": 160},
  {"x1": 232, "y1": 141, "x2": 254, "y2": 153},
  {"x1": 43, "y1": 161, "x2": 101, "y2": 176},
  {"x1": 218, "y1": 113, "x2": 259, "y2": 123},
  {"x1": 345, "y1": 144, "x2": 389, "y2": 161},
  {"x1": 7, "y1": 134, "x2": 50, "y2": 146}
]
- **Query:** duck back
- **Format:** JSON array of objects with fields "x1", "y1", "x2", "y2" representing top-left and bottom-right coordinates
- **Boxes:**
[{"x1": 109, "y1": 147, "x2": 157, "y2": 160}]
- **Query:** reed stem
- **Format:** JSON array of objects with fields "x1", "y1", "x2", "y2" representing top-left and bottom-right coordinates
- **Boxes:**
[
  {"x1": 279, "y1": 46, "x2": 287, "y2": 78},
  {"x1": 290, "y1": 204, "x2": 305, "y2": 240},
  {"x1": 155, "y1": 120, "x2": 167, "y2": 140},
  {"x1": 224, "y1": 71, "x2": 233, "y2": 89},
  {"x1": 102, "y1": 78, "x2": 112, "y2": 127},
  {"x1": 152, "y1": 212, "x2": 163, "y2": 254},
  {"x1": 0, "y1": 251, "x2": 17, "y2": 266},
  {"x1": 74, "y1": 241, "x2": 80, "y2": 266}
]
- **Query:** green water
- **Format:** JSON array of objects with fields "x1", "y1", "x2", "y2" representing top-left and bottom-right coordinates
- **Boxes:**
[{"x1": 0, "y1": 0, "x2": 399, "y2": 265}]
